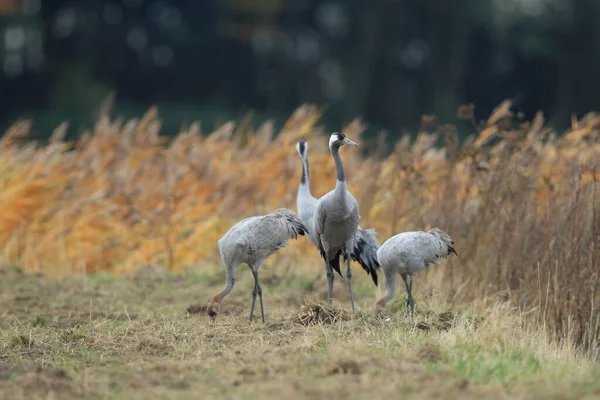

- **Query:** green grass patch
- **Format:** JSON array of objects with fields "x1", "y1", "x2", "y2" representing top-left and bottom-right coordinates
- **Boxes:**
[{"x1": 450, "y1": 342, "x2": 542, "y2": 385}]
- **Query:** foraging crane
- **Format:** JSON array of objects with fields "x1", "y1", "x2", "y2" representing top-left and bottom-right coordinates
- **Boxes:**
[
  {"x1": 207, "y1": 208, "x2": 307, "y2": 322},
  {"x1": 375, "y1": 228, "x2": 458, "y2": 315},
  {"x1": 312, "y1": 133, "x2": 379, "y2": 313},
  {"x1": 295, "y1": 139, "x2": 380, "y2": 297}
]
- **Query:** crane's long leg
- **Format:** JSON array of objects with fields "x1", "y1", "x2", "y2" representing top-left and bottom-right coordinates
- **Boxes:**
[
  {"x1": 207, "y1": 262, "x2": 237, "y2": 318},
  {"x1": 257, "y1": 279, "x2": 265, "y2": 323},
  {"x1": 325, "y1": 258, "x2": 334, "y2": 304},
  {"x1": 249, "y1": 283, "x2": 257, "y2": 322},
  {"x1": 345, "y1": 255, "x2": 355, "y2": 313},
  {"x1": 249, "y1": 269, "x2": 264, "y2": 322},
  {"x1": 401, "y1": 273, "x2": 415, "y2": 315},
  {"x1": 375, "y1": 269, "x2": 397, "y2": 314}
]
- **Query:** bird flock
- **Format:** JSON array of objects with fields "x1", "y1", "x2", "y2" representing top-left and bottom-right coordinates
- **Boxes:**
[{"x1": 207, "y1": 133, "x2": 458, "y2": 322}]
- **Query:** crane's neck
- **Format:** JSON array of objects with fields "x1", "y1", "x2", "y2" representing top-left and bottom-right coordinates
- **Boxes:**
[
  {"x1": 298, "y1": 155, "x2": 312, "y2": 196},
  {"x1": 331, "y1": 146, "x2": 350, "y2": 208}
]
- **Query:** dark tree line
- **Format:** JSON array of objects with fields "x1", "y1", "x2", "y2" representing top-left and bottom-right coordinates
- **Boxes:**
[{"x1": 1, "y1": 0, "x2": 600, "y2": 138}]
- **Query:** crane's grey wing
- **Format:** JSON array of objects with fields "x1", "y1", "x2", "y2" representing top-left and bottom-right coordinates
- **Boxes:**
[
  {"x1": 350, "y1": 227, "x2": 381, "y2": 286},
  {"x1": 312, "y1": 198, "x2": 344, "y2": 278},
  {"x1": 393, "y1": 231, "x2": 452, "y2": 267},
  {"x1": 312, "y1": 201, "x2": 326, "y2": 248},
  {"x1": 246, "y1": 209, "x2": 307, "y2": 257},
  {"x1": 270, "y1": 208, "x2": 307, "y2": 240},
  {"x1": 218, "y1": 215, "x2": 261, "y2": 262}
]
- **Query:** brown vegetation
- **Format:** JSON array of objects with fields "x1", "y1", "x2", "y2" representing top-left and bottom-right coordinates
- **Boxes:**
[{"x1": 0, "y1": 100, "x2": 599, "y2": 353}]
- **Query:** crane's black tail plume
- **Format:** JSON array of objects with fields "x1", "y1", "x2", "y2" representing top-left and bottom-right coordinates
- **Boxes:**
[
  {"x1": 329, "y1": 252, "x2": 344, "y2": 278},
  {"x1": 348, "y1": 228, "x2": 381, "y2": 286},
  {"x1": 318, "y1": 248, "x2": 344, "y2": 279}
]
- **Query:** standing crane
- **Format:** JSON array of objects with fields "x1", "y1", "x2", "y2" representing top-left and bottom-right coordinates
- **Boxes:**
[
  {"x1": 295, "y1": 140, "x2": 319, "y2": 245},
  {"x1": 312, "y1": 133, "x2": 379, "y2": 313},
  {"x1": 295, "y1": 139, "x2": 380, "y2": 304},
  {"x1": 207, "y1": 208, "x2": 307, "y2": 322},
  {"x1": 375, "y1": 228, "x2": 458, "y2": 315}
]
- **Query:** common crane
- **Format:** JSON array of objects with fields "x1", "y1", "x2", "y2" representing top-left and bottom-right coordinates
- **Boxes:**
[
  {"x1": 295, "y1": 139, "x2": 380, "y2": 303},
  {"x1": 312, "y1": 133, "x2": 378, "y2": 313},
  {"x1": 207, "y1": 208, "x2": 307, "y2": 322},
  {"x1": 375, "y1": 228, "x2": 458, "y2": 315}
]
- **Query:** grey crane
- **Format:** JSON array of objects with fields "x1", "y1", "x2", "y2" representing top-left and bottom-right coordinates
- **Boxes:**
[
  {"x1": 312, "y1": 132, "x2": 379, "y2": 313},
  {"x1": 295, "y1": 140, "x2": 319, "y2": 245},
  {"x1": 295, "y1": 139, "x2": 380, "y2": 299},
  {"x1": 207, "y1": 208, "x2": 307, "y2": 322},
  {"x1": 375, "y1": 228, "x2": 458, "y2": 315}
]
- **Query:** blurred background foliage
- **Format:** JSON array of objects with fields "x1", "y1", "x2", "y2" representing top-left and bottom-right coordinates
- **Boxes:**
[{"x1": 1, "y1": 0, "x2": 600, "y2": 141}]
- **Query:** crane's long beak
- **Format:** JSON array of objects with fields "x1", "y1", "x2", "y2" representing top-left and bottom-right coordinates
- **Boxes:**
[
  {"x1": 343, "y1": 138, "x2": 359, "y2": 147},
  {"x1": 449, "y1": 246, "x2": 459, "y2": 257}
]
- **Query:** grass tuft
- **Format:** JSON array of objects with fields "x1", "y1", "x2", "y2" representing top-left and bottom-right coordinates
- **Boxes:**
[
  {"x1": 294, "y1": 300, "x2": 353, "y2": 325},
  {"x1": 9, "y1": 335, "x2": 33, "y2": 349},
  {"x1": 30, "y1": 316, "x2": 46, "y2": 328}
]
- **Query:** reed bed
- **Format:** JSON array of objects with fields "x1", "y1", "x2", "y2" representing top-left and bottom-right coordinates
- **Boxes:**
[{"x1": 0, "y1": 100, "x2": 598, "y2": 349}]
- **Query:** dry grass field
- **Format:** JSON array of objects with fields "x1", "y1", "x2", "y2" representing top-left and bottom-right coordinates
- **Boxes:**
[
  {"x1": 1, "y1": 265, "x2": 600, "y2": 400},
  {"x1": 1, "y1": 100, "x2": 599, "y2": 398}
]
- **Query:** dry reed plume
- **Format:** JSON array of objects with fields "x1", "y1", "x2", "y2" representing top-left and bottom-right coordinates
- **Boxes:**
[{"x1": 0, "y1": 100, "x2": 599, "y2": 349}]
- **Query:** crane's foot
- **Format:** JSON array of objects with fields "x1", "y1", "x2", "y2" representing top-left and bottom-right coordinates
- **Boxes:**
[
  {"x1": 206, "y1": 299, "x2": 219, "y2": 318},
  {"x1": 375, "y1": 298, "x2": 387, "y2": 315}
]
